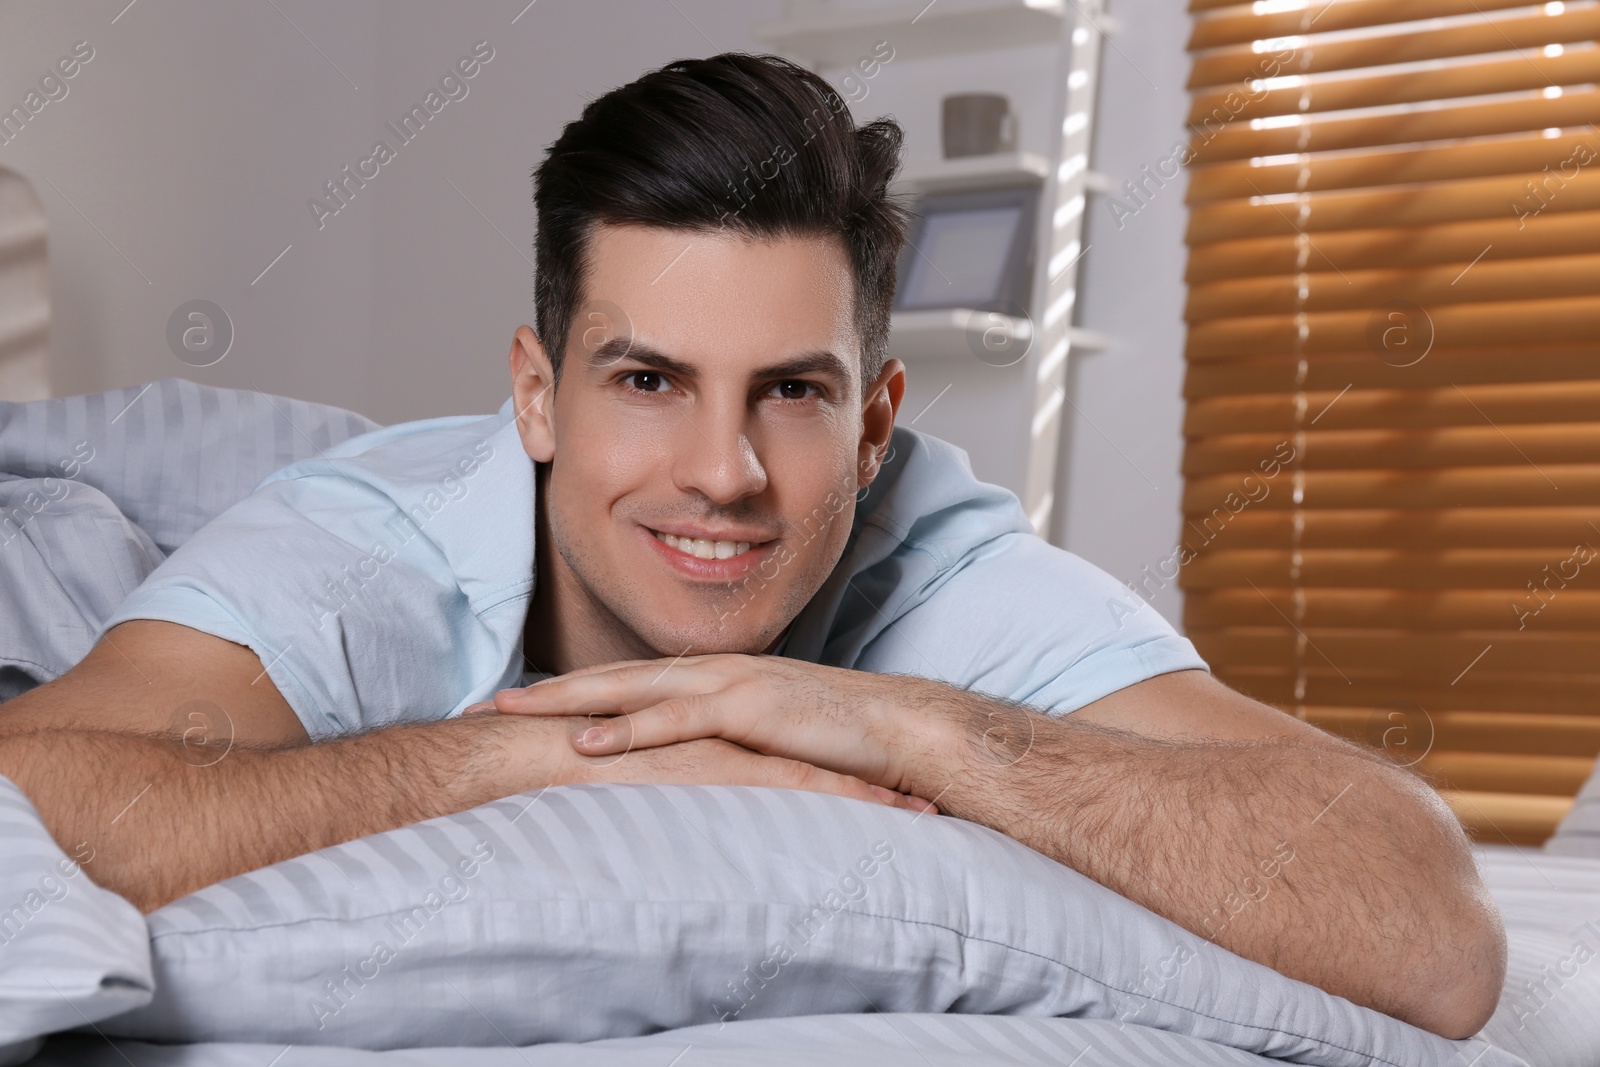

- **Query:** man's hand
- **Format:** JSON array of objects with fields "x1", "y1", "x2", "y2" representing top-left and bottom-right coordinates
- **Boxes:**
[
  {"x1": 518, "y1": 708, "x2": 936, "y2": 814},
  {"x1": 488, "y1": 654, "x2": 950, "y2": 808},
  {"x1": 493, "y1": 657, "x2": 1506, "y2": 1040}
]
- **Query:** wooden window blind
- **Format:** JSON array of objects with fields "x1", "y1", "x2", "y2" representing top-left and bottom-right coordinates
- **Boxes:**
[{"x1": 1180, "y1": 0, "x2": 1600, "y2": 844}]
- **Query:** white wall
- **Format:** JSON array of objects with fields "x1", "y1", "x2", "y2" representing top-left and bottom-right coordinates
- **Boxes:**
[
  {"x1": 0, "y1": 0, "x2": 787, "y2": 422},
  {"x1": 1049, "y1": 0, "x2": 1191, "y2": 632}
]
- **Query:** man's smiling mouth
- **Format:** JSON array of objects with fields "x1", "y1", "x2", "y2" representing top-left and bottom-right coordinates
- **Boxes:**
[{"x1": 650, "y1": 529, "x2": 760, "y2": 561}]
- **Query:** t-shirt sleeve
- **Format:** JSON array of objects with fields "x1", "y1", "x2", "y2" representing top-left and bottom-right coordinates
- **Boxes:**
[
  {"x1": 99, "y1": 473, "x2": 525, "y2": 742},
  {"x1": 851, "y1": 530, "x2": 1209, "y2": 716}
]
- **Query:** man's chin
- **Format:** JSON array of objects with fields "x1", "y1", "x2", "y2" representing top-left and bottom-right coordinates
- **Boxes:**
[{"x1": 633, "y1": 614, "x2": 790, "y2": 659}]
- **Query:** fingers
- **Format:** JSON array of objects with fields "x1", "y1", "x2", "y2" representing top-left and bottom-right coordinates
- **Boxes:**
[
  {"x1": 569, "y1": 699, "x2": 718, "y2": 755},
  {"x1": 599, "y1": 739, "x2": 930, "y2": 813},
  {"x1": 736, "y1": 752, "x2": 927, "y2": 813},
  {"x1": 494, "y1": 663, "x2": 696, "y2": 715}
]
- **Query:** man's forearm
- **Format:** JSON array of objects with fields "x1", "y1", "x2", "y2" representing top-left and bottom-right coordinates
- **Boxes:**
[
  {"x1": 909, "y1": 694, "x2": 1505, "y2": 1038},
  {"x1": 0, "y1": 714, "x2": 550, "y2": 913}
]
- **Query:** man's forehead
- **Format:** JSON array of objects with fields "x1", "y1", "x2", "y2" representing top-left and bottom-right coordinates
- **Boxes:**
[{"x1": 576, "y1": 222, "x2": 861, "y2": 383}]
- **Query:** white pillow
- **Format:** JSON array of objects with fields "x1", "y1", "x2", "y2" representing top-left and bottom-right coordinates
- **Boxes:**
[
  {"x1": 96, "y1": 782, "x2": 1517, "y2": 1067},
  {"x1": 0, "y1": 776, "x2": 152, "y2": 1066},
  {"x1": 1545, "y1": 758, "x2": 1600, "y2": 859},
  {"x1": 1475, "y1": 845, "x2": 1600, "y2": 1067}
]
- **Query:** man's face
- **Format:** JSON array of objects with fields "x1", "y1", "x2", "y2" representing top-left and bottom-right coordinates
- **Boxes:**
[{"x1": 511, "y1": 223, "x2": 903, "y2": 658}]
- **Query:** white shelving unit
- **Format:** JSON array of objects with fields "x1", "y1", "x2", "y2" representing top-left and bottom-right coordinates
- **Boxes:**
[
  {"x1": 0, "y1": 167, "x2": 50, "y2": 402},
  {"x1": 756, "y1": 0, "x2": 1072, "y2": 65},
  {"x1": 754, "y1": 0, "x2": 1109, "y2": 539}
]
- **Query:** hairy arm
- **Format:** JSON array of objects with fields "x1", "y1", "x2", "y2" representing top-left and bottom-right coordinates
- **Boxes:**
[
  {"x1": 0, "y1": 622, "x2": 919, "y2": 914},
  {"x1": 0, "y1": 620, "x2": 562, "y2": 913},
  {"x1": 504, "y1": 658, "x2": 1507, "y2": 1038},
  {"x1": 913, "y1": 670, "x2": 1506, "y2": 1039}
]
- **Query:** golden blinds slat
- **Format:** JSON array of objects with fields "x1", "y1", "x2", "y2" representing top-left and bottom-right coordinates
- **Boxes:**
[
  {"x1": 1189, "y1": 0, "x2": 1555, "y2": 50},
  {"x1": 1185, "y1": 210, "x2": 1600, "y2": 281},
  {"x1": 1303, "y1": 707, "x2": 1600, "y2": 757},
  {"x1": 1185, "y1": 253, "x2": 1600, "y2": 321},
  {"x1": 1185, "y1": 424, "x2": 1600, "y2": 473},
  {"x1": 1188, "y1": 44, "x2": 1600, "y2": 122},
  {"x1": 1186, "y1": 130, "x2": 1599, "y2": 203},
  {"x1": 1188, "y1": 628, "x2": 1598, "y2": 673},
  {"x1": 1176, "y1": 509, "x2": 1600, "y2": 550},
  {"x1": 1417, "y1": 752, "x2": 1596, "y2": 796},
  {"x1": 1186, "y1": 588, "x2": 1600, "y2": 629},
  {"x1": 1183, "y1": 466, "x2": 1600, "y2": 508},
  {"x1": 1184, "y1": 297, "x2": 1600, "y2": 360},
  {"x1": 1214, "y1": 668, "x2": 1600, "y2": 717},
  {"x1": 1179, "y1": 548, "x2": 1600, "y2": 586},
  {"x1": 1440, "y1": 791, "x2": 1573, "y2": 844},
  {"x1": 1183, "y1": 343, "x2": 1600, "y2": 397},
  {"x1": 1186, "y1": 7, "x2": 1600, "y2": 89},
  {"x1": 1186, "y1": 87, "x2": 1600, "y2": 164},
  {"x1": 1186, "y1": 382, "x2": 1600, "y2": 434},
  {"x1": 1185, "y1": 170, "x2": 1600, "y2": 242}
]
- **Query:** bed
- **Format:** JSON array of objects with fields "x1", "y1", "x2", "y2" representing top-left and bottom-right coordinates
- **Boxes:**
[{"x1": 3, "y1": 381, "x2": 1596, "y2": 1067}]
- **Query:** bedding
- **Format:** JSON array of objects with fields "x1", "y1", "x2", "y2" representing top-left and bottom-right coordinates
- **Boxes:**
[
  {"x1": 1473, "y1": 843, "x2": 1600, "y2": 1067},
  {"x1": 0, "y1": 378, "x2": 380, "y2": 699},
  {"x1": 21, "y1": 1014, "x2": 1507, "y2": 1067},
  {"x1": 1545, "y1": 752, "x2": 1600, "y2": 859},
  {"x1": 0, "y1": 776, "x2": 151, "y2": 1067},
  {"x1": 0, "y1": 773, "x2": 1522, "y2": 1067}
]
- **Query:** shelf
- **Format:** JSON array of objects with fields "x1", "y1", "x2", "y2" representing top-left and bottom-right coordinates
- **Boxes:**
[
  {"x1": 887, "y1": 308, "x2": 1033, "y2": 363},
  {"x1": 891, "y1": 151, "x2": 1051, "y2": 197},
  {"x1": 753, "y1": 0, "x2": 1066, "y2": 67},
  {"x1": 1068, "y1": 326, "x2": 1111, "y2": 352}
]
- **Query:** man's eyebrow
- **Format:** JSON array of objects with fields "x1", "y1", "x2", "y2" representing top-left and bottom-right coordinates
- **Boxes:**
[
  {"x1": 587, "y1": 340, "x2": 854, "y2": 387},
  {"x1": 587, "y1": 339, "x2": 697, "y2": 377},
  {"x1": 755, "y1": 350, "x2": 853, "y2": 385}
]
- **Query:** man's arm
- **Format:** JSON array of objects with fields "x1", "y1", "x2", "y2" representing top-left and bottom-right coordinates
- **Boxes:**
[
  {"x1": 495, "y1": 658, "x2": 1507, "y2": 1039},
  {"x1": 927, "y1": 669, "x2": 1507, "y2": 1040},
  {"x1": 0, "y1": 621, "x2": 925, "y2": 913}
]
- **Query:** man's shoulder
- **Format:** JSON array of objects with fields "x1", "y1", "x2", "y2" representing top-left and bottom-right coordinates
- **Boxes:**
[
  {"x1": 854, "y1": 425, "x2": 1034, "y2": 566},
  {"x1": 259, "y1": 397, "x2": 518, "y2": 510},
  {"x1": 783, "y1": 424, "x2": 1207, "y2": 709},
  {"x1": 101, "y1": 397, "x2": 537, "y2": 740}
]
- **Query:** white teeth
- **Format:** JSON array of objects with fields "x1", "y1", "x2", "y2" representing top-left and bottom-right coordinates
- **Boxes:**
[{"x1": 654, "y1": 530, "x2": 755, "y2": 560}]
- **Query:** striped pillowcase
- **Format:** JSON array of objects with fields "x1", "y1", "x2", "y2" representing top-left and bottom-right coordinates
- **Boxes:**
[
  {"x1": 1546, "y1": 764, "x2": 1600, "y2": 858},
  {"x1": 95, "y1": 782, "x2": 1517, "y2": 1067},
  {"x1": 0, "y1": 376, "x2": 381, "y2": 558},
  {"x1": 0, "y1": 776, "x2": 152, "y2": 1066}
]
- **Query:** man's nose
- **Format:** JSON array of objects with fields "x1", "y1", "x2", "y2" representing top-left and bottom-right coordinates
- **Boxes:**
[{"x1": 672, "y1": 401, "x2": 768, "y2": 504}]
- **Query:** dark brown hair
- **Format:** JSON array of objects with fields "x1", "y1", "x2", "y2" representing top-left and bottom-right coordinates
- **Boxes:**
[{"x1": 532, "y1": 52, "x2": 912, "y2": 388}]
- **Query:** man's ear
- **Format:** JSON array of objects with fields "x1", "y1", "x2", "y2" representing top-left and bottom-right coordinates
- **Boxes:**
[
  {"x1": 857, "y1": 357, "x2": 906, "y2": 489},
  {"x1": 509, "y1": 325, "x2": 557, "y2": 463}
]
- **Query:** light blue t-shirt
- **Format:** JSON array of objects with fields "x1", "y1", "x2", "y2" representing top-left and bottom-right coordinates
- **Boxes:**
[{"x1": 103, "y1": 396, "x2": 1207, "y2": 741}]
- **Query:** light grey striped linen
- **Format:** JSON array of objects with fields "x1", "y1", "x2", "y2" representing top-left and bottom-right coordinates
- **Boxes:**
[
  {"x1": 1545, "y1": 760, "x2": 1600, "y2": 859},
  {"x1": 1473, "y1": 844, "x2": 1600, "y2": 1067},
  {"x1": 0, "y1": 377, "x2": 380, "y2": 558},
  {"x1": 96, "y1": 783, "x2": 1520, "y2": 1067},
  {"x1": 0, "y1": 776, "x2": 152, "y2": 1067},
  {"x1": 0, "y1": 378, "x2": 380, "y2": 698},
  {"x1": 33, "y1": 1013, "x2": 1391, "y2": 1067}
]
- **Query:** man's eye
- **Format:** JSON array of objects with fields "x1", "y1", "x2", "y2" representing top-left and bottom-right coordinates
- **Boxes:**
[
  {"x1": 770, "y1": 380, "x2": 819, "y2": 401},
  {"x1": 623, "y1": 371, "x2": 668, "y2": 393}
]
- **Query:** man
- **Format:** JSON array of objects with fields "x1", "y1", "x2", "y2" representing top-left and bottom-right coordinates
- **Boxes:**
[{"x1": 0, "y1": 52, "x2": 1503, "y2": 1038}]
